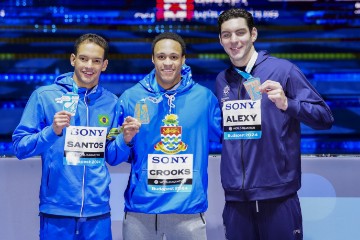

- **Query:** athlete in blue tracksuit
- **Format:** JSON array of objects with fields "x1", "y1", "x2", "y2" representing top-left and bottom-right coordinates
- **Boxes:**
[
  {"x1": 106, "y1": 32, "x2": 222, "y2": 240},
  {"x1": 216, "y1": 9, "x2": 334, "y2": 240},
  {"x1": 12, "y1": 34, "x2": 117, "y2": 239}
]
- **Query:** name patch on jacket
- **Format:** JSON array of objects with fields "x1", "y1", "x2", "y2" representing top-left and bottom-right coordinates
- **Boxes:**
[
  {"x1": 147, "y1": 154, "x2": 193, "y2": 193},
  {"x1": 64, "y1": 126, "x2": 107, "y2": 166},
  {"x1": 222, "y1": 100, "x2": 262, "y2": 140}
]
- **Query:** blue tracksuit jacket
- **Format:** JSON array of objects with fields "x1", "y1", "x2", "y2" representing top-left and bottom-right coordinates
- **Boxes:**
[
  {"x1": 215, "y1": 51, "x2": 334, "y2": 201},
  {"x1": 12, "y1": 72, "x2": 118, "y2": 217},
  {"x1": 106, "y1": 64, "x2": 222, "y2": 214}
]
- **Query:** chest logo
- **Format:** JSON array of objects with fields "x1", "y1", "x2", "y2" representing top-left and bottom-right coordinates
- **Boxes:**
[
  {"x1": 154, "y1": 114, "x2": 187, "y2": 154},
  {"x1": 221, "y1": 85, "x2": 230, "y2": 103},
  {"x1": 98, "y1": 114, "x2": 110, "y2": 126}
]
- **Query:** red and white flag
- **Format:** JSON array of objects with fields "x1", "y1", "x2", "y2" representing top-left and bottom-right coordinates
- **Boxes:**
[{"x1": 156, "y1": 0, "x2": 194, "y2": 21}]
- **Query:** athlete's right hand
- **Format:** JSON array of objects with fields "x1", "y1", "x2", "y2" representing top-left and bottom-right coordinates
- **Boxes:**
[
  {"x1": 122, "y1": 116, "x2": 141, "y2": 145},
  {"x1": 52, "y1": 111, "x2": 72, "y2": 135}
]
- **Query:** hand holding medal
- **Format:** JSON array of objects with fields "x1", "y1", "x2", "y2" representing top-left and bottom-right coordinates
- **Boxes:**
[
  {"x1": 52, "y1": 111, "x2": 72, "y2": 135},
  {"x1": 259, "y1": 80, "x2": 288, "y2": 111},
  {"x1": 121, "y1": 116, "x2": 141, "y2": 145}
]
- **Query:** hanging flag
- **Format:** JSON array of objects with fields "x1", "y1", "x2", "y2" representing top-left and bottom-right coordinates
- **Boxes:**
[{"x1": 156, "y1": 0, "x2": 194, "y2": 21}]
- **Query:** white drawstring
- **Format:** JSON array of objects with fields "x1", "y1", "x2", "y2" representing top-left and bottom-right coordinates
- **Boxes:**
[{"x1": 164, "y1": 93, "x2": 176, "y2": 114}]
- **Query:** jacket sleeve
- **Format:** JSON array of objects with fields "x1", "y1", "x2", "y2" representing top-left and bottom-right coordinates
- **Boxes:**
[
  {"x1": 285, "y1": 64, "x2": 334, "y2": 130},
  {"x1": 208, "y1": 92, "x2": 223, "y2": 143},
  {"x1": 105, "y1": 96, "x2": 132, "y2": 166},
  {"x1": 12, "y1": 91, "x2": 59, "y2": 160}
]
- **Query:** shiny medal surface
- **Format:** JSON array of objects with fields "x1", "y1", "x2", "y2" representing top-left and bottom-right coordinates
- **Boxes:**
[
  {"x1": 134, "y1": 100, "x2": 150, "y2": 124},
  {"x1": 243, "y1": 77, "x2": 262, "y2": 101},
  {"x1": 63, "y1": 92, "x2": 79, "y2": 116}
]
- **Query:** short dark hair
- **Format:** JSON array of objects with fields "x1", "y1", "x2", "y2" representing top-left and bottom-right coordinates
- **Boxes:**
[
  {"x1": 74, "y1": 33, "x2": 109, "y2": 60},
  {"x1": 151, "y1": 32, "x2": 186, "y2": 56},
  {"x1": 218, "y1": 8, "x2": 255, "y2": 34}
]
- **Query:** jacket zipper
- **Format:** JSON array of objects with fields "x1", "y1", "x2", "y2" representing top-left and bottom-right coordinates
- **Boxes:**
[
  {"x1": 238, "y1": 79, "x2": 246, "y2": 189},
  {"x1": 79, "y1": 90, "x2": 90, "y2": 217}
]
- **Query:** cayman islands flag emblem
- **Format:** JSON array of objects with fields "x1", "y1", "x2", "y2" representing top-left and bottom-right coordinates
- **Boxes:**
[{"x1": 155, "y1": 114, "x2": 187, "y2": 154}]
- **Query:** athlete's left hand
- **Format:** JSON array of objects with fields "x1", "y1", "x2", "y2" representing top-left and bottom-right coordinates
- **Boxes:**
[{"x1": 259, "y1": 80, "x2": 288, "y2": 111}]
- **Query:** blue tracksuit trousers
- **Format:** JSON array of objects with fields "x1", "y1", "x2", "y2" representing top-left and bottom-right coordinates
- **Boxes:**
[{"x1": 223, "y1": 193, "x2": 303, "y2": 240}]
